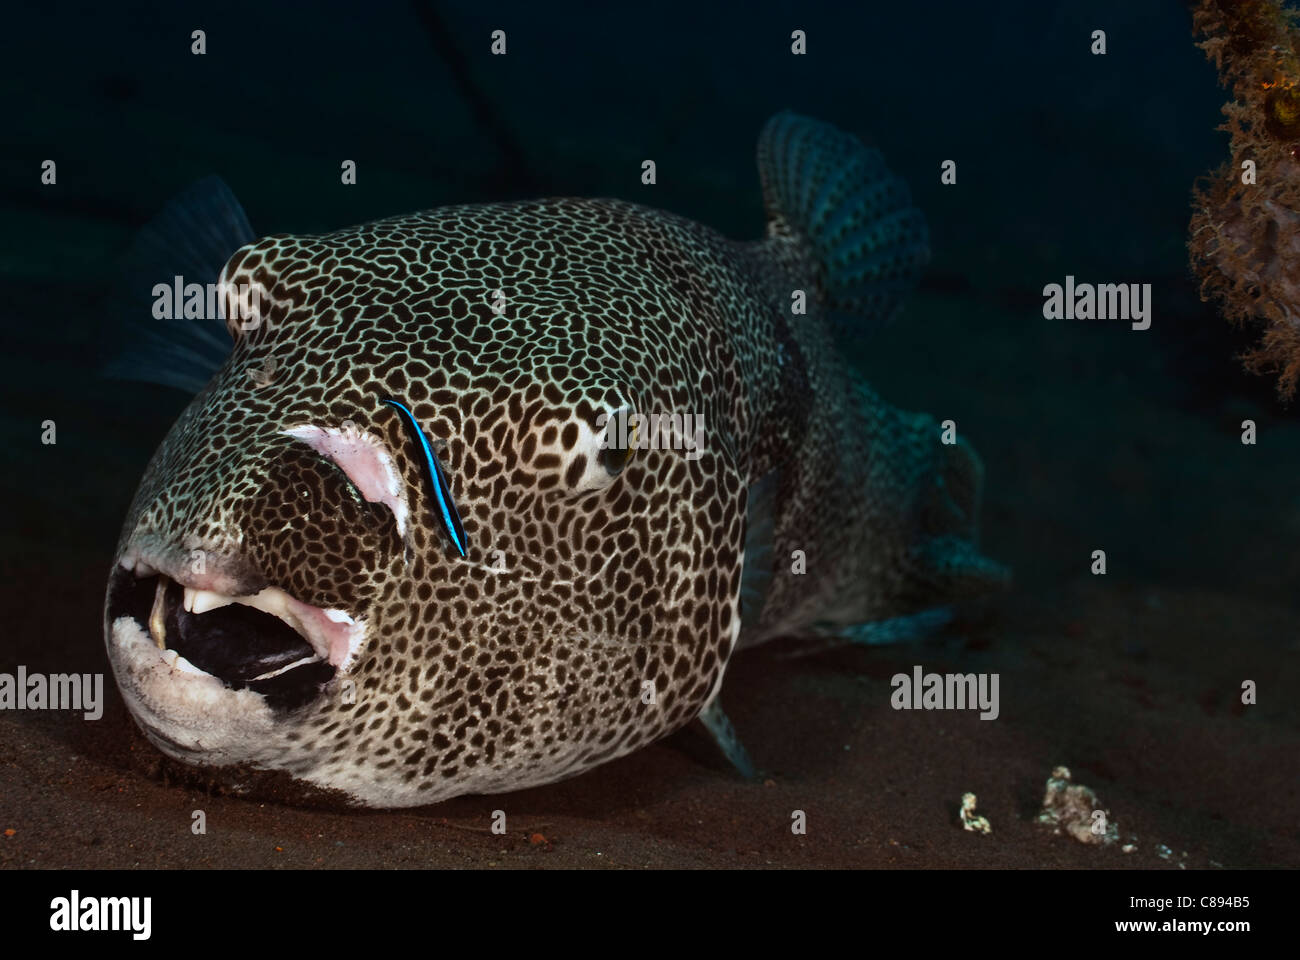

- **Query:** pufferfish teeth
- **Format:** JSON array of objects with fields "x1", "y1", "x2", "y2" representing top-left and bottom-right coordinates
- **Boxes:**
[
  {"x1": 148, "y1": 578, "x2": 169, "y2": 650},
  {"x1": 183, "y1": 587, "x2": 237, "y2": 615}
]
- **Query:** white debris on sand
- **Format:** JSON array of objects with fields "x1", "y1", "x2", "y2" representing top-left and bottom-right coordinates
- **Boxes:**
[
  {"x1": 959, "y1": 792, "x2": 992, "y2": 835},
  {"x1": 1036, "y1": 765, "x2": 1119, "y2": 846}
]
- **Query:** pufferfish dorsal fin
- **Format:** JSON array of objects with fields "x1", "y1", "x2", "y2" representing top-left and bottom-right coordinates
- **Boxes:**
[
  {"x1": 103, "y1": 176, "x2": 255, "y2": 394},
  {"x1": 757, "y1": 111, "x2": 930, "y2": 341}
]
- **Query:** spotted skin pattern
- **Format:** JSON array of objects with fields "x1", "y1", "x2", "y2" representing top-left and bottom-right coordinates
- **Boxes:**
[{"x1": 105, "y1": 114, "x2": 1005, "y2": 807}]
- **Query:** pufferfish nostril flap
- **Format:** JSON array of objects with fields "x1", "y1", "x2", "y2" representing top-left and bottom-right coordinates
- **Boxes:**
[{"x1": 241, "y1": 434, "x2": 403, "y2": 602}]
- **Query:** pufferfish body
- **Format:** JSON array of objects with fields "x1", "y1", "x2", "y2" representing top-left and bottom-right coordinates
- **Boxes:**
[{"x1": 103, "y1": 113, "x2": 1007, "y2": 808}]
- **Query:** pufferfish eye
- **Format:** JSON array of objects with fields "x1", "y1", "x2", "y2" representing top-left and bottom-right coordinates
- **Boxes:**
[
  {"x1": 546, "y1": 402, "x2": 639, "y2": 497},
  {"x1": 598, "y1": 404, "x2": 638, "y2": 477}
]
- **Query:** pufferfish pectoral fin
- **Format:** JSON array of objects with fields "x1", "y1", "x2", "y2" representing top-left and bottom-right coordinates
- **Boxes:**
[
  {"x1": 103, "y1": 176, "x2": 256, "y2": 394},
  {"x1": 697, "y1": 697, "x2": 757, "y2": 780}
]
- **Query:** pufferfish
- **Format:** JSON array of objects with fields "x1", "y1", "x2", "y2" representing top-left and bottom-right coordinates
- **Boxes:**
[{"x1": 103, "y1": 113, "x2": 1008, "y2": 808}]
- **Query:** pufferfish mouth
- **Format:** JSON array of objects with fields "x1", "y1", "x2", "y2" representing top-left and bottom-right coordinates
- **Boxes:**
[{"x1": 106, "y1": 555, "x2": 364, "y2": 711}]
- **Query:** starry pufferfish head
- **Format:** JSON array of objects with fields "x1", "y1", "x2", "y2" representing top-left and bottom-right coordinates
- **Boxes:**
[{"x1": 103, "y1": 239, "x2": 744, "y2": 806}]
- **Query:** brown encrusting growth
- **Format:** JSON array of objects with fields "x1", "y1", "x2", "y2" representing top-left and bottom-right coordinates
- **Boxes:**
[{"x1": 1189, "y1": 0, "x2": 1300, "y2": 397}]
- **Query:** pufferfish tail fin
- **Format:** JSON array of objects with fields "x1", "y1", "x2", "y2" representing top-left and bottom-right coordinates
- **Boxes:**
[
  {"x1": 757, "y1": 111, "x2": 929, "y2": 332},
  {"x1": 863, "y1": 380, "x2": 1011, "y2": 601}
]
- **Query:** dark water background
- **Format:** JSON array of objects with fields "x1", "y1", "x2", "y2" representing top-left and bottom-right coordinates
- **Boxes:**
[
  {"x1": 7, "y1": 0, "x2": 1296, "y2": 600},
  {"x1": 1, "y1": 1, "x2": 1297, "y2": 869}
]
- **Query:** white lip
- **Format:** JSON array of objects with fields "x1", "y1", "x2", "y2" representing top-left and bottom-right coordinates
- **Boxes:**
[
  {"x1": 118, "y1": 554, "x2": 367, "y2": 673},
  {"x1": 108, "y1": 613, "x2": 283, "y2": 763}
]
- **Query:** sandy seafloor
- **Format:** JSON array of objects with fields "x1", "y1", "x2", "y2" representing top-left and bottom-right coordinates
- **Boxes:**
[
  {"x1": 2, "y1": 283, "x2": 1297, "y2": 870},
  {"x1": 1, "y1": 0, "x2": 1298, "y2": 868}
]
